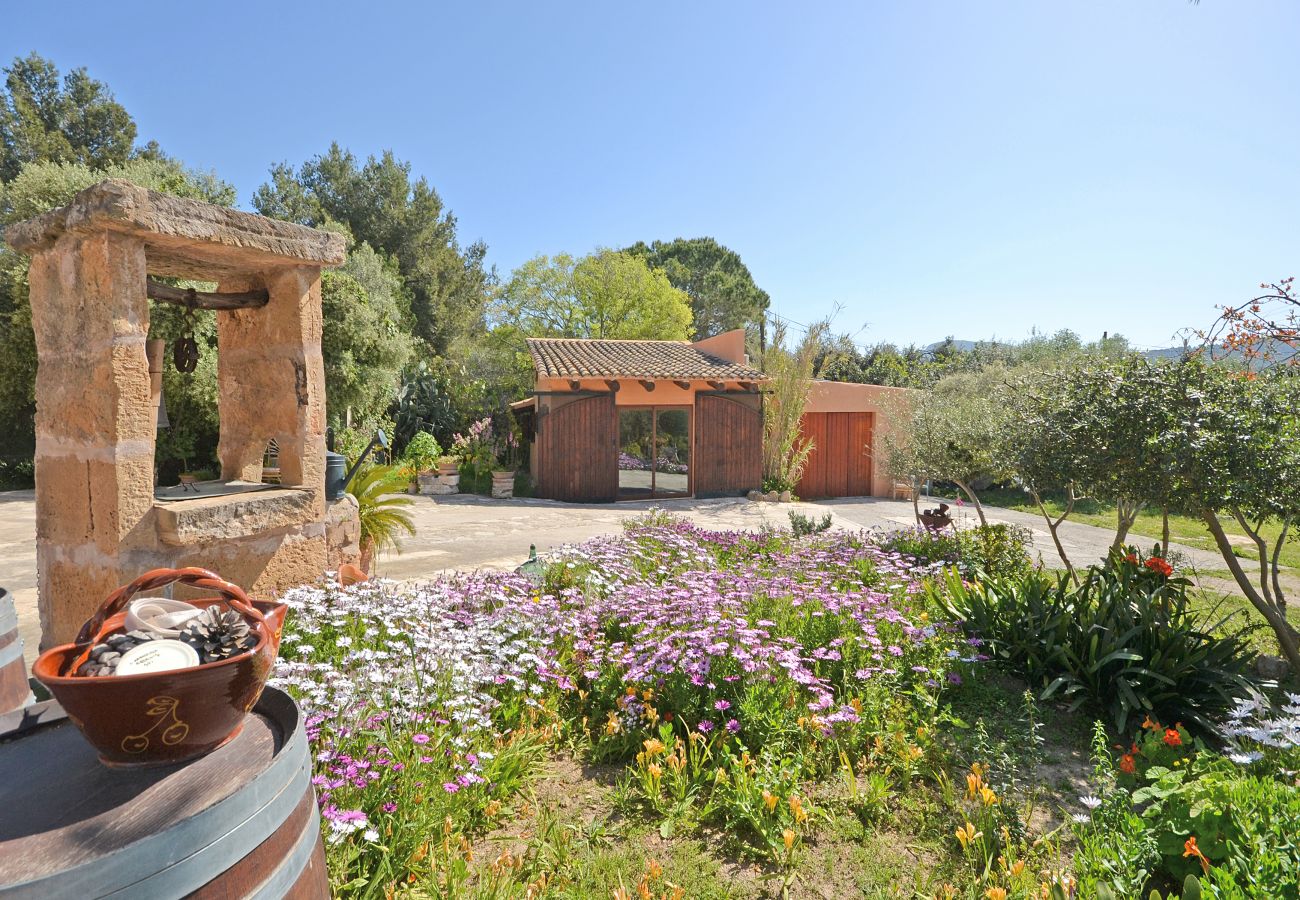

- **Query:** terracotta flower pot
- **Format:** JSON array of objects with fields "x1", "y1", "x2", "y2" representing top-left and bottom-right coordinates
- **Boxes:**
[
  {"x1": 436, "y1": 460, "x2": 459, "y2": 477},
  {"x1": 33, "y1": 567, "x2": 286, "y2": 768},
  {"x1": 491, "y1": 470, "x2": 516, "y2": 499}
]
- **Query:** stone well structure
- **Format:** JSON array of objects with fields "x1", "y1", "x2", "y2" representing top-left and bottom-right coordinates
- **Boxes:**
[{"x1": 5, "y1": 179, "x2": 361, "y2": 647}]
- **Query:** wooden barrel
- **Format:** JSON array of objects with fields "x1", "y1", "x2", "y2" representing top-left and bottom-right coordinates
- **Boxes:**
[
  {"x1": 0, "y1": 589, "x2": 33, "y2": 714},
  {"x1": 0, "y1": 686, "x2": 329, "y2": 899}
]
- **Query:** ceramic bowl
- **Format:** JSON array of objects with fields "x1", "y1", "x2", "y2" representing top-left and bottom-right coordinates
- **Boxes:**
[{"x1": 33, "y1": 597, "x2": 286, "y2": 767}]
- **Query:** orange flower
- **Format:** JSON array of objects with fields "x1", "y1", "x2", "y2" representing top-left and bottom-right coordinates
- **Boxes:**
[
  {"x1": 1163, "y1": 728, "x2": 1182, "y2": 747},
  {"x1": 1125, "y1": 553, "x2": 1139, "y2": 565},
  {"x1": 1142, "y1": 715, "x2": 1159, "y2": 731},
  {"x1": 1183, "y1": 836, "x2": 1210, "y2": 875},
  {"x1": 1119, "y1": 754, "x2": 1136, "y2": 775},
  {"x1": 1145, "y1": 557, "x2": 1173, "y2": 577}
]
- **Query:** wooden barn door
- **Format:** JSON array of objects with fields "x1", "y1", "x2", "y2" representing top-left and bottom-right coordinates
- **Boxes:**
[
  {"x1": 536, "y1": 393, "x2": 617, "y2": 502},
  {"x1": 694, "y1": 393, "x2": 762, "y2": 497},
  {"x1": 796, "y1": 412, "x2": 873, "y2": 499}
]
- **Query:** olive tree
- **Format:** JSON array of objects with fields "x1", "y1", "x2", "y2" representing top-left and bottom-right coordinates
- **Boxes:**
[
  {"x1": 884, "y1": 365, "x2": 1014, "y2": 526},
  {"x1": 1166, "y1": 363, "x2": 1300, "y2": 673}
]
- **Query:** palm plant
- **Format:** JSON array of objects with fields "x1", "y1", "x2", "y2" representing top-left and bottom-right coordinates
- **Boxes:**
[{"x1": 346, "y1": 464, "x2": 417, "y2": 572}]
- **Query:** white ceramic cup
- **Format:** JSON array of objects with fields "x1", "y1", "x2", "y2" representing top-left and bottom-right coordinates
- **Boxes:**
[{"x1": 124, "y1": 597, "x2": 204, "y2": 638}]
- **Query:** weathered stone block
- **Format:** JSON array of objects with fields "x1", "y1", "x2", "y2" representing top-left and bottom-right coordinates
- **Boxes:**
[{"x1": 154, "y1": 488, "x2": 317, "y2": 546}]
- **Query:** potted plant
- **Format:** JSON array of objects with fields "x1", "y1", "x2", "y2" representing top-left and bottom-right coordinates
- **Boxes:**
[
  {"x1": 490, "y1": 423, "x2": 521, "y2": 499},
  {"x1": 451, "y1": 418, "x2": 495, "y2": 494},
  {"x1": 435, "y1": 455, "x2": 459, "y2": 477},
  {"x1": 401, "y1": 431, "x2": 441, "y2": 494}
]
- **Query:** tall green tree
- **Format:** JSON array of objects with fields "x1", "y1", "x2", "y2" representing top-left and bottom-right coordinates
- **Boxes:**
[
  {"x1": 321, "y1": 241, "x2": 416, "y2": 426},
  {"x1": 253, "y1": 144, "x2": 490, "y2": 354},
  {"x1": 623, "y1": 237, "x2": 769, "y2": 339},
  {"x1": 0, "y1": 53, "x2": 138, "y2": 181},
  {"x1": 495, "y1": 249, "x2": 693, "y2": 340}
]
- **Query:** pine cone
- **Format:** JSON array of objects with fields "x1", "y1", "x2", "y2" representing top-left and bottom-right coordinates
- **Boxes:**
[
  {"x1": 180, "y1": 607, "x2": 256, "y2": 663},
  {"x1": 77, "y1": 630, "x2": 156, "y2": 676}
]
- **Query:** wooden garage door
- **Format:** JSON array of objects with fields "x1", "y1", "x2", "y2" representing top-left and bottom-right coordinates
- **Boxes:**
[
  {"x1": 536, "y1": 393, "x2": 618, "y2": 502},
  {"x1": 694, "y1": 393, "x2": 762, "y2": 497},
  {"x1": 796, "y1": 412, "x2": 873, "y2": 499}
]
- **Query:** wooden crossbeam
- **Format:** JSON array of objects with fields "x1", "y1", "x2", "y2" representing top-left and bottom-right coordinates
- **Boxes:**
[
  {"x1": 707, "y1": 380, "x2": 726, "y2": 391},
  {"x1": 604, "y1": 379, "x2": 621, "y2": 392},
  {"x1": 639, "y1": 380, "x2": 656, "y2": 391},
  {"x1": 673, "y1": 380, "x2": 691, "y2": 390},
  {"x1": 147, "y1": 278, "x2": 269, "y2": 310},
  {"x1": 568, "y1": 380, "x2": 582, "y2": 391}
]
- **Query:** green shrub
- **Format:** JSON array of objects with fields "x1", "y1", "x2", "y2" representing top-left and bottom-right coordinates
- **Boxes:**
[
  {"x1": 956, "y1": 523, "x2": 1033, "y2": 580},
  {"x1": 1076, "y1": 736, "x2": 1300, "y2": 898},
  {"x1": 877, "y1": 523, "x2": 1032, "y2": 581},
  {"x1": 787, "y1": 511, "x2": 832, "y2": 536},
  {"x1": 400, "y1": 431, "x2": 441, "y2": 475},
  {"x1": 932, "y1": 548, "x2": 1257, "y2": 733}
]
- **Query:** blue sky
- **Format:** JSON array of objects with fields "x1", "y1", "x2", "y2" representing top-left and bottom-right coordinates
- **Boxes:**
[{"x1": 6, "y1": 1, "x2": 1298, "y2": 349}]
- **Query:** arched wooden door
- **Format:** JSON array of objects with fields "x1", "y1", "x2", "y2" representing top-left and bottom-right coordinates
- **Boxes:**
[
  {"x1": 694, "y1": 392, "x2": 762, "y2": 497},
  {"x1": 536, "y1": 393, "x2": 618, "y2": 502}
]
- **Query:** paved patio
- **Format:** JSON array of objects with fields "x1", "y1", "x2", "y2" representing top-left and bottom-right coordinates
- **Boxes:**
[{"x1": 0, "y1": 489, "x2": 1226, "y2": 673}]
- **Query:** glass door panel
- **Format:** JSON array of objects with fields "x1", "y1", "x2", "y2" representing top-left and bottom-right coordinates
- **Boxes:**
[
  {"x1": 653, "y1": 408, "x2": 691, "y2": 497},
  {"x1": 618, "y1": 409, "x2": 654, "y2": 499}
]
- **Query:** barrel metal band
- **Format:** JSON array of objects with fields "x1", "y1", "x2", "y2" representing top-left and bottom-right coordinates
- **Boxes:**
[
  {"x1": 0, "y1": 599, "x2": 16, "y2": 635},
  {"x1": 0, "y1": 639, "x2": 22, "y2": 669}
]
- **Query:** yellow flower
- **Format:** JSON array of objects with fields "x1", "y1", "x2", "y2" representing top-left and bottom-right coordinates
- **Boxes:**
[
  {"x1": 645, "y1": 859, "x2": 663, "y2": 881},
  {"x1": 1009, "y1": 860, "x2": 1025, "y2": 878},
  {"x1": 985, "y1": 889, "x2": 1007, "y2": 900},
  {"x1": 955, "y1": 822, "x2": 982, "y2": 851},
  {"x1": 980, "y1": 786, "x2": 999, "y2": 807},
  {"x1": 966, "y1": 772, "x2": 983, "y2": 799},
  {"x1": 762, "y1": 790, "x2": 778, "y2": 812},
  {"x1": 789, "y1": 795, "x2": 808, "y2": 823},
  {"x1": 782, "y1": 828, "x2": 795, "y2": 851}
]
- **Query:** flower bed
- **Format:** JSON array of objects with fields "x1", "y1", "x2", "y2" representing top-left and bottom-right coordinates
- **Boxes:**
[
  {"x1": 270, "y1": 514, "x2": 1297, "y2": 898},
  {"x1": 272, "y1": 515, "x2": 970, "y2": 894}
]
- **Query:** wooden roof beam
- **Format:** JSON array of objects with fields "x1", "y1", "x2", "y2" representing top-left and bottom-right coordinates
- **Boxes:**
[
  {"x1": 639, "y1": 380, "x2": 656, "y2": 391},
  {"x1": 146, "y1": 278, "x2": 269, "y2": 310}
]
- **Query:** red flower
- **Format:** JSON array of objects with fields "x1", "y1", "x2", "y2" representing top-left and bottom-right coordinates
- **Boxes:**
[
  {"x1": 1163, "y1": 728, "x2": 1182, "y2": 747},
  {"x1": 1125, "y1": 553, "x2": 1140, "y2": 565},
  {"x1": 1145, "y1": 557, "x2": 1173, "y2": 577},
  {"x1": 1119, "y1": 753, "x2": 1136, "y2": 774}
]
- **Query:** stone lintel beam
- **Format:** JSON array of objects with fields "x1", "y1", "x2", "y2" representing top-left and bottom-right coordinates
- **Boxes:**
[
  {"x1": 4, "y1": 179, "x2": 346, "y2": 281},
  {"x1": 154, "y1": 488, "x2": 317, "y2": 546}
]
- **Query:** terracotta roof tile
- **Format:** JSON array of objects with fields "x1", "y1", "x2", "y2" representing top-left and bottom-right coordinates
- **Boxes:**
[{"x1": 526, "y1": 337, "x2": 766, "y2": 381}]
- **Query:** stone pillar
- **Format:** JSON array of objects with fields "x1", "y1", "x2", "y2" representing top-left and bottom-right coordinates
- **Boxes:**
[
  {"x1": 28, "y1": 231, "x2": 154, "y2": 646},
  {"x1": 216, "y1": 266, "x2": 326, "y2": 517}
]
